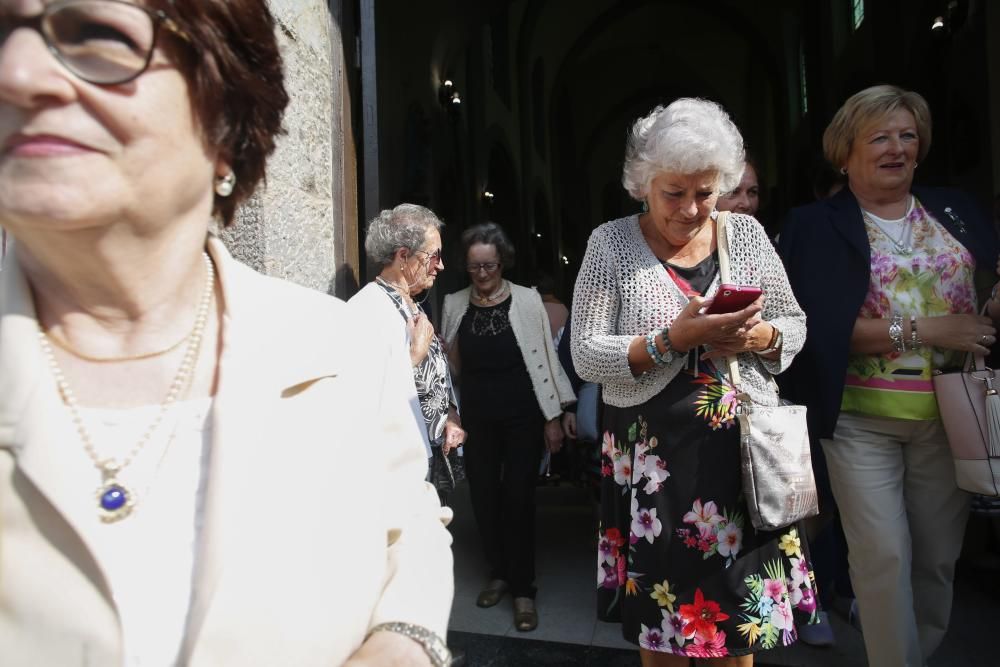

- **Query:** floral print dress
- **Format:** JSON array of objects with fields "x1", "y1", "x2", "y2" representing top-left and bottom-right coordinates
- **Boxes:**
[{"x1": 597, "y1": 257, "x2": 818, "y2": 658}]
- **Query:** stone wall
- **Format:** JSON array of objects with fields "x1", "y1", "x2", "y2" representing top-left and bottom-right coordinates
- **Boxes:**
[{"x1": 221, "y1": 0, "x2": 355, "y2": 296}]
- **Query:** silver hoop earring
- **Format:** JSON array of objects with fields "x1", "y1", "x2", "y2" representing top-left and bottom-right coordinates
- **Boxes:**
[
  {"x1": 215, "y1": 171, "x2": 236, "y2": 197},
  {"x1": 839, "y1": 167, "x2": 847, "y2": 175}
]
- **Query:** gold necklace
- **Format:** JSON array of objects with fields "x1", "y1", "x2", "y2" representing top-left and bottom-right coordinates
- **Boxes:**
[
  {"x1": 36, "y1": 252, "x2": 215, "y2": 523},
  {"x1": 44, "y1": 328, "x2": 190, "y2": 363},
  {"x1": 472, "y1": 280, "x2": 508, "y2": 305}
]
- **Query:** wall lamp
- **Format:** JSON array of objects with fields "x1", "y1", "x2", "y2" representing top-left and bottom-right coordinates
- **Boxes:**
[
  {"x1": 931, "y1": 1, "x2": 960, "y2": 33},
  {"x1": 440, "y1": 79, "x2": 462, "y2": 107}
]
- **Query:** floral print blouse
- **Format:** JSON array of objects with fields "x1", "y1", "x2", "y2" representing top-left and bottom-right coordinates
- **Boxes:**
[{"x1": 842, "y1": 197, "x2": 976, "y2": 420}]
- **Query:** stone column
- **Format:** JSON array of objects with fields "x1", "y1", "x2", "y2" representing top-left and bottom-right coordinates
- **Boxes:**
[{"x1": 220, "y1": 0, "x2": 359, "y2": 297}]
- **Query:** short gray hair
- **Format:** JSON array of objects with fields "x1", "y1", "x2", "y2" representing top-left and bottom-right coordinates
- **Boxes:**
[
  {"x1": 622, "y1": 98, "x2": 745, "y2": 201},
  {"x1": 364, "y1": 203, "x2": 444, "y2": 267}
]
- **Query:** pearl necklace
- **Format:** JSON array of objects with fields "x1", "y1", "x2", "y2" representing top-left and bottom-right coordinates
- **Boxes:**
[
  {"x1": 472, "y1": 280, "x2": 509, "y2": 305},
  {"x1": 37, "y1": 252, "x2": 215, "y2": 523}
]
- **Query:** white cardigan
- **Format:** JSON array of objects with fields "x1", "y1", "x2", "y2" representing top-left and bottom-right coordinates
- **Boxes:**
[
  {"x1": 442, "y1": 283, "x2": 575, "y2": 421},
  {"x1": 571, "y1": 213, "x2": 806, "y2": 408}
]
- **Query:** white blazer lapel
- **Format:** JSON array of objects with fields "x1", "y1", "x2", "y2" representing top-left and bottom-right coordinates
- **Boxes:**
[
  {"x1": 182, "y1": 239, "x2": 343, "y2": 661},
  {"x1": 0, "y1": 251, "x2": 117, "y2": 608}
]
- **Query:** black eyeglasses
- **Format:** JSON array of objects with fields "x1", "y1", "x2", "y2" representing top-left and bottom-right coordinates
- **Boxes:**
[
  {"x1": 0, "y1": 0, "x2": 190, "y2": 86},
  {"x1": 466, "y1": 262, "x2": 500, "y2": 273},
  {"x1": 415, "y1": 249, "x2": 443, "y2": 263}
]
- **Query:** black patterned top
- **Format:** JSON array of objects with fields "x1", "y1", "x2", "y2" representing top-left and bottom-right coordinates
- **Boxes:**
[{"x1": 376, "y1": 279, "x2": 457, "y2": 446}]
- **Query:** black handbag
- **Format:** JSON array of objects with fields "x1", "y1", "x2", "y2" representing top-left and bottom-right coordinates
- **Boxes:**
[{"x1": 429, "y1": 446, "x2": 466, "y2": 494}]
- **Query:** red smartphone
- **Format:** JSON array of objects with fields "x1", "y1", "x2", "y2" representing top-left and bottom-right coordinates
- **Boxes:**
[{"x1": 704, "y1": 284, "x2": 762, "y2": 314}]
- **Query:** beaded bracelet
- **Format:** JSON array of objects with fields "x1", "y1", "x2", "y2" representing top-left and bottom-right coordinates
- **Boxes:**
[
  {"x1": 660, "y1": 325, "x2": 674, "y2": 360},
  {"x1": 645, "y1": 327, "x2": 675, "y2": 367},
  {"x1": 645, "y1": 330, "x2": 666, "y2": 366}
]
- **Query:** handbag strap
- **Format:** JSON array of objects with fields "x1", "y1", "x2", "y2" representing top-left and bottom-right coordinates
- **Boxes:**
[{"x1": 714, "y1": 211, "x2": 745, "y2": 388}]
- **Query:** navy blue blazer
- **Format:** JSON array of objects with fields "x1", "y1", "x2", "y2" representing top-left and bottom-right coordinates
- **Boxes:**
[{"x1": 777, "y1": 186, "x2": 998, "y2": 440}]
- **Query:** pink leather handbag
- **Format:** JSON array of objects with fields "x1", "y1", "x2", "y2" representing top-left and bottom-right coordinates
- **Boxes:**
[{"x1": 933, "y1": 351, "x2": 1000, "y2": 497}]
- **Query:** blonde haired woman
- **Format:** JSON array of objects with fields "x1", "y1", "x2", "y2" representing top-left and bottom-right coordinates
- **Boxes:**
[{"x1": 780, "y1": 84, "x2": 1000, "y2": 667}]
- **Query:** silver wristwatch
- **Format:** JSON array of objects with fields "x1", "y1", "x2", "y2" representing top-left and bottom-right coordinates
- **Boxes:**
[{"x1": 368, "y1": 622, "x2": 452, "y2": 667}]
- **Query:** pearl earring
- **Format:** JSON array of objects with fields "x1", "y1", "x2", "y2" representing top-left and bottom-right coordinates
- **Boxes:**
[{"x1": 215, "y1": 171, "x2": 236, "y2": 197}]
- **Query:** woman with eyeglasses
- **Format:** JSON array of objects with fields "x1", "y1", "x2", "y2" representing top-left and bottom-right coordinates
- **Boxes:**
[
  {"x1": 350, "y1": 203, "x2": 466, "y2": 497},
  {"x1": 0, "y1": 2, "x2": 453, "y2": 666},
  {"x1": 441, "y1": 222, "x2": 575, "y2": 632}
]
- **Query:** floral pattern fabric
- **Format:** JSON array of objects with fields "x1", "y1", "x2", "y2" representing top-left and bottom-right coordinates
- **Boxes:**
[
  {"x1": 842, "y1": 197, "x2": 976, "y2": 420},
  {"x1": 597, "y1": 357, "x2": 819, "y2": 656}
]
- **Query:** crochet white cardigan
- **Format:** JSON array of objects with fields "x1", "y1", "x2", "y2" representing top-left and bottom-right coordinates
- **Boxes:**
[
  {"x1": 442, "y1": 283, "x2": 575, "y2": 421},
  {"x1": 571, "y1": 213, "x2": 806, "y2": 408}
]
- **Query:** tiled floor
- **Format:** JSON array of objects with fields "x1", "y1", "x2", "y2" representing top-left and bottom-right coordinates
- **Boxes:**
[{"x1": 447, "y1": 479, "x2": 998, "y2": 666}]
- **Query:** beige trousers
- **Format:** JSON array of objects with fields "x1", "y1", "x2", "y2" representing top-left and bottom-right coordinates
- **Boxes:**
[{"x1": 821, "y1": 412, "x2": 969, "y2": 667}]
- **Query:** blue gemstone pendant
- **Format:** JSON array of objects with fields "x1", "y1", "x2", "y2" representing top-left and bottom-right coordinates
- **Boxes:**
[{"x1": 97, "y1": 479, "x2": 135, "y2": 522}]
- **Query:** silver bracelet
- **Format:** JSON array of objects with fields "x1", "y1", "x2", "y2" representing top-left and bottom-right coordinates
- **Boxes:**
[
  {"x1": 889, "y1": 313, "x2": 905, "y2": 353},
  {"x1": 368, "y1": 622, "x2": 451, "y2": 667}
]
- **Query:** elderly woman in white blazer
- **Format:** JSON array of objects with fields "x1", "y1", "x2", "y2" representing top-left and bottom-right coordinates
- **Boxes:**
[
  {"x1": 442, "y1": 222, "x2": 574, "y2": 632},
  {"x1": 0, "y1": 3, "x2": 452, "y2": 665}
]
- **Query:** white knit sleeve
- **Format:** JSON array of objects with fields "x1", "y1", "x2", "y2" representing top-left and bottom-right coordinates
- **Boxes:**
[
  {"x1": 571, "y1": 227, "x2": 641, "y2": 384},
  {"x1": 743, "y1": 217, "x2": 806, "y2": 374}
]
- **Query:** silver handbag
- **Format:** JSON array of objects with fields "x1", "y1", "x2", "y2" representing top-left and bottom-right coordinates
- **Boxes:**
[{"x1": 717, "y1": 211, "x2": 819, "y2": 531}]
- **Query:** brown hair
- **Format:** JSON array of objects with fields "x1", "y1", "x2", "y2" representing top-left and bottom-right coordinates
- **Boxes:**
[
  {"x1": 822, "y1": 85, "x2": 932, "y2": 171},
  {"x1": 151, "y1": 0, "x2": 289, "y2": 225},
  {"x1": 461, "y1": 222, "x2": 516, "y2": 269}
]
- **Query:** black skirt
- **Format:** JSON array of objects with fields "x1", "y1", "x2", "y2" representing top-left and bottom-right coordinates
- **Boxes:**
[{"x1": 596, "y1": 358, "x2": 819, "y2": 657}]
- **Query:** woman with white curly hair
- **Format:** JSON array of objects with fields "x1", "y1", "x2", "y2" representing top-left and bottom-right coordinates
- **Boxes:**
[{"x1": 572, "y1": 99, "x2": 817, "y2": 665}]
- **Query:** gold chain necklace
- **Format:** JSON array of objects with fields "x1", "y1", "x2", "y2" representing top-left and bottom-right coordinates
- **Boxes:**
[
  {"x1": 44, "y1": 327, "x2": 190, "y2": 363},
  {"x1": 472, "y1": 280, "x2": 508, "y2": 305},
  {"x1": 36, "y1": 252, "x2": 215, "y2": 523}
]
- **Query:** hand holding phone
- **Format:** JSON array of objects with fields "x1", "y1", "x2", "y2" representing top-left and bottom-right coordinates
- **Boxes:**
[{"x1": 704, "y1": 284, "x2": 763, "y2": 314}]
